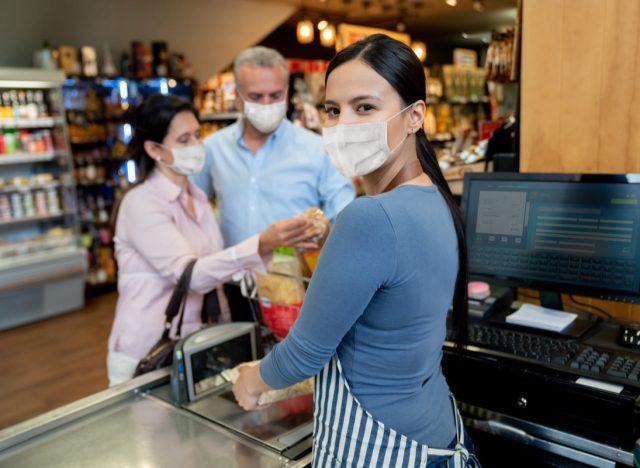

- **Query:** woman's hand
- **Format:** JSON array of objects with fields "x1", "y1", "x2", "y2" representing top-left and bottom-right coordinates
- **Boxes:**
[
  {"x1": 259, "y1": 218, "x2": 321, "y2": 255},
  {"x1": 232, "y1": 364, "x2": 271, "y2": 410}
]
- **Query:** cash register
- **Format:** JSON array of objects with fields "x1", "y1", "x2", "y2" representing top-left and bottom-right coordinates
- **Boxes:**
[{"x1": 445, "y1": 172, "x2": 640, "y2": 467}]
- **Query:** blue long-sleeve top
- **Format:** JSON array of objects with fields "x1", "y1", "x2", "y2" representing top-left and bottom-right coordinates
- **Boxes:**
[{"x1": 260, "y1": 185, "x2": 458, "y2": 448}]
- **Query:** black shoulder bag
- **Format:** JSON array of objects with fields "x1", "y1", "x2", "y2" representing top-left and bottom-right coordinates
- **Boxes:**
[{"x1": 134, "y1": 259, "x2": 197, "y2": 377}]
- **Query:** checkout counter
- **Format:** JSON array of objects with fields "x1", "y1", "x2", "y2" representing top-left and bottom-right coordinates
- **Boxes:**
[
  {"x1": 1, "y1": 320, "x2": 638, "y2": 467},
  {"x1": 0, "y1": 323, "x2": 313, "y2": 468}
]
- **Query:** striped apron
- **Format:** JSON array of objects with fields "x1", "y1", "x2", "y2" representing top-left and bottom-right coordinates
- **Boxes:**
[{"x1": 312, "y1": 357, "x2": 480, "y2": 468}]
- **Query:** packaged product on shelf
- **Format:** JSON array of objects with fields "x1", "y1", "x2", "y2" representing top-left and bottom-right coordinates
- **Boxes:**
[
  {"x1": 0, "y1": 194, "x2": 11, "y2": 220},
  {"x1": 2, "y1": 130, "x2": 18, "y2": 154},
  {"x1": 10, "y1": 192, "x2": 24, "y2": 218},
  {"x1": 46, "y1": 188, "x2": 61, "y2": 214},
  {"x1": 23, "y1": 192, "x2": 35, "y2": 217},
  {"x1": 34, "y1": 190, "x2": 48, "y2": 216}
]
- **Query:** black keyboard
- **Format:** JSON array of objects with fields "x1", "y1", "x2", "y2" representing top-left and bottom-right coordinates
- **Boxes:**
[
  {"x1": 449, "y1": 323, "x2": 640, "y2": 387},
  {"x1": 469, "y1": 247, "x2": 637, "y2": 290}
]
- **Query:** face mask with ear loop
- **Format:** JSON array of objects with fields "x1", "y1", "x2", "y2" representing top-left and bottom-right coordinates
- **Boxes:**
[
  {"x1": 154, "y1": 143, "x2": 206, "y2": 176},
  {"x1": 239, "y1": 92, "x2": 288, "y2": 134},
  {"x1": 322, "y1": 102, "x2": 422, "y2": 180}
]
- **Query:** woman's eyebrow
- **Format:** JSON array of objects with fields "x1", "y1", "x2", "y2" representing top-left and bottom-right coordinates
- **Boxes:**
[{"x1": 324, "y1": 95, "x2": 382, "y2": 107}]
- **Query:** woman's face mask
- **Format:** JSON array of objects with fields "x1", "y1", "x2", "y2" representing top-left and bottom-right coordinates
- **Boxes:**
[
  {"x1": 322, "y1": 103, "x2": 415, "y2": 178},
  {"x1": 156, "y1": 143, "x2": 205, "y2": 176}
]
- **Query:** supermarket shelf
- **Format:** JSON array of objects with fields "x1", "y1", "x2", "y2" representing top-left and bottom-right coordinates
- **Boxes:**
[
  {"x1": 0, "y1": 117, "x2": 66, "y2": 129},
  {"x1": 0, "y1": 181, "x2": 65, "y2": 194},
  {"x1": 200, "y1": 111, "x2": 241, "y2": 122},
  {"x1": 0, "y1": 246, "x2": 86, "y2": 330},
  {"x1": 0, "y1": 151, "x2": 67, "y2": 165},
  {"x1": 426, "y1": 96, "x2": 490, "y2": 105},
  {"x1": 0, "y1": 212, "x2": 72, "y2": 228},
  {"x1": 0, "y1": 246, "x2": 83, "y2": 274},
  {"x1": 447, "y1": 96, "x2": 490, "y2": 104}
]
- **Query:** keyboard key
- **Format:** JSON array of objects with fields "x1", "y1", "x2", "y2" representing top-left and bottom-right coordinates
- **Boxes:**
[{"x1": 607, "y1": 369, "x2": 628, "y2": 378}]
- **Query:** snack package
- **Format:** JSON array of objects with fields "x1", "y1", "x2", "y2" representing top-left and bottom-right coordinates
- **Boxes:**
[
  {"x1": 222, "y1": 360, "x2": 314, "y2": 406},
  {"x1": 256, "y1": 251, "x2": 305, "y2": 305}
]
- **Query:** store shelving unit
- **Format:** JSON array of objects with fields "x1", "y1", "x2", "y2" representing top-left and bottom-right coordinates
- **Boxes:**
[
  {"x1": 0, "y1": 67, "x2": 86, "y2": 330},
  {"x1": 63, "y1": 76, "x2": 195, "y2": 292}
]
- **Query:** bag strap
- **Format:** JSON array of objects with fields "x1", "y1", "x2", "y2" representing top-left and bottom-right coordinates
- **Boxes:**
[
  {"x1": 201, "y1": 288, "x2": 222, "y2": 324},
  {"x1": 161, "y1": 259, "x2": 197, "y2": 340}
]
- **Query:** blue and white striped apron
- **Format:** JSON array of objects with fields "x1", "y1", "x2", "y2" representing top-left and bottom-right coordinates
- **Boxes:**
[{"x1": 312, "y1": 357, "x2": 480, "y2": 468}]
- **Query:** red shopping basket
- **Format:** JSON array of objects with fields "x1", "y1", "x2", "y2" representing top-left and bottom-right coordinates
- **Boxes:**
[{"x1": 258, "y1": 298, "x2": 302, "y2": 341}]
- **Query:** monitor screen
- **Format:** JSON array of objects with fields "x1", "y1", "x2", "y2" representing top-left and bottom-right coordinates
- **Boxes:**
[{"x1": 461, "y1": 173, "x2": 640, "y2": 303}]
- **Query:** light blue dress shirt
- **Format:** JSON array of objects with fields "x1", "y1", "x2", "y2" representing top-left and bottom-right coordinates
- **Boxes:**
[{"x1": 192, "y1": 118, "x2": 355, "y2": 247}]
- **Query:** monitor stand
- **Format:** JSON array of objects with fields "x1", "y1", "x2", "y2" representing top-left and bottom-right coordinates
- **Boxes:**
[{"x1": 539, "y1": 290, "x2": 564, "y2": 311}]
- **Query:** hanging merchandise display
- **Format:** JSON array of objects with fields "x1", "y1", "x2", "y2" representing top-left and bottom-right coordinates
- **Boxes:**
[{"x1": 485, "y1": 29, "x2": 517, "y2": 82}]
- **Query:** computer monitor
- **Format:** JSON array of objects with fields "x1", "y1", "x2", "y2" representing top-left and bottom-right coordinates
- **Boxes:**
[{"x1": 461, "y1": 173, "x2": 640, "y2": 309}]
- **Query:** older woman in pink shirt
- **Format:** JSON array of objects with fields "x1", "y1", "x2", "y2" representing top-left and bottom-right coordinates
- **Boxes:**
[{"x1": 107, "y1": 95, "x2": 318, "y2": 386}]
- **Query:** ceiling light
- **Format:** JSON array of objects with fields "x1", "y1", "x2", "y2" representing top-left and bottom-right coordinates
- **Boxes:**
[
  {"x1": 317, "y1": 20, "x2": 329, "y2": 30},
  {"x1": 446, "y1": 0, "x2": 457, "y2": 6},
  {"x1": 296, "y1": 18, "x2": 315, "y2": 44},
  {"x1": 473, "y1": 0, "x2": 485, "y2": 12},
  {"x1": 320, "y1": 24, "x2": 337, "y2": 47},
  {"x1": 411, "y1": 41, "x2": 427, "y2": 62}
]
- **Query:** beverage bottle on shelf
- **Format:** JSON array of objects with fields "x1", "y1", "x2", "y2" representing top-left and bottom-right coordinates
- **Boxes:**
[
  {"x1": 26, "y1": 91, "x2": 38, "y2": 119},
  {"x1": 19, "y1": 129, "x2": 30, "y2": 153},
  {"x1": 1, "y1": 92, "x2": 13, "y2": 119},
  {"x1": 3, "y1": 130, "x2": 18, "y2": 154},
  {"x1": 23, "y1": 192, "x2": 35, "y2": 217},
  {"x1": 96, "y1": 195, "x2": 109, "y2": 223},
  {"x1": 86, "y1": 194, "x2": 97, "y2": 221},
  {"x1": 34, "y1": 91, "x2": 48, "y2": 118},
  {"x1": 17, "y1": 91, "x2": 28, "y2": 119},
  {"x1": 10, "y1": 91, "x2": 20, "y2": 119},
  {"x1": 10, "y1": 192, "x2": 24, "y2": 218},
  {"x1": 0, "y1": 194, "x2": 11, "y2": 220},
  {"x1": 46, "y1": 188, "x2": 61, "y2": 214},
  {"x1": 34, "y1": 190, "x2": 48, "y2": 216},
  {"x1": 0, "y1": 132, "x2": 5, "y2": 154}
]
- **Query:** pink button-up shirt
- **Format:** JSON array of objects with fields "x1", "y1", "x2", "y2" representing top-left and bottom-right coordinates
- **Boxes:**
[{"x1": 108, "y1": 169, "x2": 268, "y2": 359}]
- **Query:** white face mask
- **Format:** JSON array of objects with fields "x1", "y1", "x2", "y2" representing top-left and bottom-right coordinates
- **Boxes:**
[
  {"x1": 242, "y1": 98, "x2": 287, "y2": 134},
  {"x1": 322, "y1": 103, "x2": 415, "y2": 178},
  {"x1": 157, "y1": 143, "x2": 205, "y2": 176}
]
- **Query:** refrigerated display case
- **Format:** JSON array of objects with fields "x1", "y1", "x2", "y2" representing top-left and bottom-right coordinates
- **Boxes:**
[{"x1": 0, "y1": 67, "x2": 86, "y2": 330}]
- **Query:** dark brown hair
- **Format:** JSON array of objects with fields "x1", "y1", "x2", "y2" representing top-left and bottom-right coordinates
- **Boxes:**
[{"x1": 326, "y1": 34, "x2": 469, "y2": 346}]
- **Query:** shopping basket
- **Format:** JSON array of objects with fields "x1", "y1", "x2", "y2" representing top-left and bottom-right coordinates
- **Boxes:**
[{"x1": 243, "y1": 268, "x2": 310, "y2": 348}]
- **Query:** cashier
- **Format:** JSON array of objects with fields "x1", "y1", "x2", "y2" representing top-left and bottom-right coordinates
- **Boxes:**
[
  {"x1": 233, "y1": 35, "x2": 480, "y2": 467},
  {"x1": 107, "y1": 94, "x2": 321, "y2": 386}
]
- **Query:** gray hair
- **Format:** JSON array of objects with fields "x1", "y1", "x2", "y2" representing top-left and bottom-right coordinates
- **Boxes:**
[{"x1": 233, "y1": 46, "x2": 289, "y2": 85}]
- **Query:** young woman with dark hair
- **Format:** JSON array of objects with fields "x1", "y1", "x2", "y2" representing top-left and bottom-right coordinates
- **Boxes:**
[
  {"x1": 233, "y1": 35, "x2": 479, "y2": 467},
  {"x1": 107, "y1": 94, "x2": 320, "y2": 386}
]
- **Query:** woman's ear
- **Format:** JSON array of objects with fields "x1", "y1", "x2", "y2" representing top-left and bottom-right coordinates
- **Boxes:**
[
  {"x1": 407, "y1": 101, "x2": 426, "y2": 134},
  {"x1": 144, "y1": 140, "x2": 164, "y2": 163}
]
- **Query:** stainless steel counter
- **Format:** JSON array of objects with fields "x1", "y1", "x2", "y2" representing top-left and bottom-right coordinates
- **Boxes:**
[{"x1": 0, "y1": 370, "x2": 311, "y2": 468}]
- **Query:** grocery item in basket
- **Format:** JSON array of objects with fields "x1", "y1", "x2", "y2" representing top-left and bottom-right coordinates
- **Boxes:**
[
  {"x1": 222, "y1": 360, "x2": 314, "y2": 406},
  {"x1": 297, "y1": 207, "x2": 329, "y2": 244}
]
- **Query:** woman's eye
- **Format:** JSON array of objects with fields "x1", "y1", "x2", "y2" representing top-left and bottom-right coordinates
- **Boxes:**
[
  {"x1": 356, "y1": 103, "x2": 375, "y2": 112},
  {"x1": 324, "y1": 107, "x2": 339, "y2": 117}
]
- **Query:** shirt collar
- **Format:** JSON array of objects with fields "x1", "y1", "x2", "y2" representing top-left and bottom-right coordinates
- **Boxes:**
[{"x1": 146, "y1": 169, "x2": 206, "y2": 204}]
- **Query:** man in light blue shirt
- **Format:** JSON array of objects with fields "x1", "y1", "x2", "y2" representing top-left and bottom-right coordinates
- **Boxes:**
[{"x1": 192, "y1": 46, "x2": 355, "y2": 248}]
